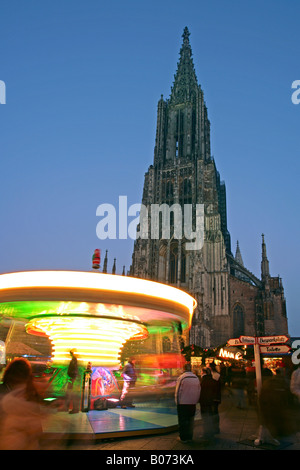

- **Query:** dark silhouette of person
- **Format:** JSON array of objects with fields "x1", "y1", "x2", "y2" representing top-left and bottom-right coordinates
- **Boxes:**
[
  {"x1": 199, "y1": 367, "x2": 217, "y2": 441},
  {"x1": 66, "y1": 349, "x2": 80, "y2": 413},
  {"x1": 0, "y1": 357, "x2": 44, "y2": 449},
  {"x1": 209, "y1": 362, "x2": 221, "y2": 434}
]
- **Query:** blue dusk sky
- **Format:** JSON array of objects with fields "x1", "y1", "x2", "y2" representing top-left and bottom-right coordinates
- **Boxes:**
[{"x1": 0, "y1": 1, "x2": 299, "y2": 336}]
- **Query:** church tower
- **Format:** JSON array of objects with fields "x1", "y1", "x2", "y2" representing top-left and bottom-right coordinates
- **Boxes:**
[
  {"x1": 130, "y1": 28, "x2": 288, "y2": 347},
  {"x1": 130, "y1": 28, "x2": 232, "y2": 346}
]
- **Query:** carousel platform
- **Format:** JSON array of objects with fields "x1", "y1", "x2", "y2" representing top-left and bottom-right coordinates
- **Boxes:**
[{"x1": 41, "y1": 401, "x2": 180, "y2": 441}]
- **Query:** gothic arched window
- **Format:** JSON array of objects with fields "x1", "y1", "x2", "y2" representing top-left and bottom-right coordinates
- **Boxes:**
[
  {"x1": 181, "y1": 250, "x2": 186, "y2": 283},
  {"x1": 233, "y1": 304, "x2": 244, "y2": 338},
  {"x1": 170, "y1": 244, "x2": 178, "y2": 284},
  {"x1": 158, "y1": 242, "x2": 167, "y2": 282},
  {"x1": 180, "y1": 178, "x2": 192, "y2": 205},
  {"x1": 169, "y1": 242, "x2": 186, "y2": 284},
  {"x1": 165, "y1": 180, "x2": 174, "y2": 205}
]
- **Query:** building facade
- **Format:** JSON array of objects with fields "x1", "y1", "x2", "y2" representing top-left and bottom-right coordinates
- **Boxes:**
[{"x1": 129, "y1": 28, "x2": 288, "y2": 348}]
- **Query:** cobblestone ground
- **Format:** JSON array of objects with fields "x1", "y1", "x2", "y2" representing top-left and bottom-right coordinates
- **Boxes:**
[{"x1": 41, "y1": 388, "x2": 300, "y2": 451}]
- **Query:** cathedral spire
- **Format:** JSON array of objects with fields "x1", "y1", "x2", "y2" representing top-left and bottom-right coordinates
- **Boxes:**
[
  {"x1": 170, "y1": 27, "x2": 198, "y2": 104},
  {"x1": 112, "y1": 258, "x2": 116, "y2": 275},
  {"x1": 261, "y1": 233, "x2": 270, "y2": 281},
  {"x1": 235, "y1": 240, "x2": 244, "y2": 266},
  {"x1": 102, "y1": 250, "x2": 108, "y2": 273}
]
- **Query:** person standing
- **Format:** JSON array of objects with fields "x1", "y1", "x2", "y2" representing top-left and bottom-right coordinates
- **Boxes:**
[
  {"x1": 231, "y1": 364, "x2": 247, "y2": 409},
  {"x1": 290, "y1": 365, "x2": 300, "y2": 403},
  {"x1": 209, "y1": 362, "x2": 221, "y2": 434},
  {"x1": 199, "y1": 367, "x2": 217, "y2": 441},
  {"x1": 290, "y1": 365, "x2": 300, "y2": 432},
  {"x1": 120, "y1": 358, "x2": 137, "y2": 408},
  {"x1": 175, "y1": 363, "x2": 201, "y2": 443},
  {"x1": 66, "y1": 349, "x2": 80, "y2": 414},
  {"x1": 0, "y1": 358, "x2": 45, "y2": 450}
]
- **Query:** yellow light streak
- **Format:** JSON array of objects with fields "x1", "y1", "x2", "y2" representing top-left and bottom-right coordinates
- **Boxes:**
[
  {"x1": 0, "y1": 271, "x2": 196, "y2": 322},
  {"x1": 26, "y1": 315, "x2": 148, "y2": 367}
]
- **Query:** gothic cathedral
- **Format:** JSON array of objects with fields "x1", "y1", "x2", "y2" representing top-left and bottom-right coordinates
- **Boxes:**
[{"x1": 130, "y1": 28, "x2": 288, "y2": 348}]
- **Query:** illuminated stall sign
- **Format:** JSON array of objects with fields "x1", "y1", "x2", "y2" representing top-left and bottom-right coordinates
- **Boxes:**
[
  {"x1": 191, "y1": 356, "x2": 202, "y2": 368},
  {"x1": 218, "y1": 347, "x2": 242, "y2": 361}
]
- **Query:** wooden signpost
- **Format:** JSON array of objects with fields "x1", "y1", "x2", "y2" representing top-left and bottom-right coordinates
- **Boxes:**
[
  {"x1": 259, "y1": 345, "x2": 291, "y2": 354},
  {"x1": 226, "y1": 334, "x2": 290, "y2": 446},
  {"x1": 226, "y1": 334, "x2": 290, "y2": 396},
  {"x1": 257, "y1": 335, "x2": 289, "y2": 346}
]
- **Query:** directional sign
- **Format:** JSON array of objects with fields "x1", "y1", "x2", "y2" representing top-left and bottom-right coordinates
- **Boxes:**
[
  {"x1": 257, "y1": 335, "x2": 289, "y2": 346},
  {"x1": 227, "y1": 334, "x2": 289, "y2": 348},
  {"x1": 227, "y1": 338, "x2": 242, "y2": 346},
  {"x1": 260, "y1": 345, "x2": 291, "y2": 355},
  {"x1": 239, "y1": 336, "x2": 256, "y2": 345}
]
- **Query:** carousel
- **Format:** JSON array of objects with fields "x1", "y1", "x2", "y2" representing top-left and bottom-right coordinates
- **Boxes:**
[{"x1": 0, "y1": 270, "x2": 196, "y2": 439}]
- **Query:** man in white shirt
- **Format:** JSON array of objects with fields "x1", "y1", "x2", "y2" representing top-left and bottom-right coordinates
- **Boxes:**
[{"x1": 175, "y1": 363, "x2": 201, "y2": 443}]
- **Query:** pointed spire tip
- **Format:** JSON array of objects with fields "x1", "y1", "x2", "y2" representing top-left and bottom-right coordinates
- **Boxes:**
[{"x1": 182, "y1": 26, "x2": 190, "y2": 39}]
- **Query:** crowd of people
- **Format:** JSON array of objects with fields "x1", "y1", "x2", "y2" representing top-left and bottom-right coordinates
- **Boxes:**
[
  {"x1": 0, "y1": 351, "x2": 299, "y2": 449},
  {"x1": 175, "y1": 363, "x2": 222, "y2": 443},
  {"x1": 175, "y1": 359, "x2": 300, "y2": 444}
]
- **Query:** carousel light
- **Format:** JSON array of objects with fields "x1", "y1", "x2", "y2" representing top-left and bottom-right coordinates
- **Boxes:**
[
  {"x1": 26, "y1": 315, "x2": 148, "y2": 367},
  {"x1": 0, "y1": 271, "x2": 197, "y2": 368},
  {"x1": 0, "y1": 271, "x2": 196, "y2": 324}
]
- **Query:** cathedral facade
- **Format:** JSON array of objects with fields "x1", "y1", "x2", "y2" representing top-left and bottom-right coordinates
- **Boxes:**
[{"x1": 129, "y1": 28, "x2": 288, "y2": 348}]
